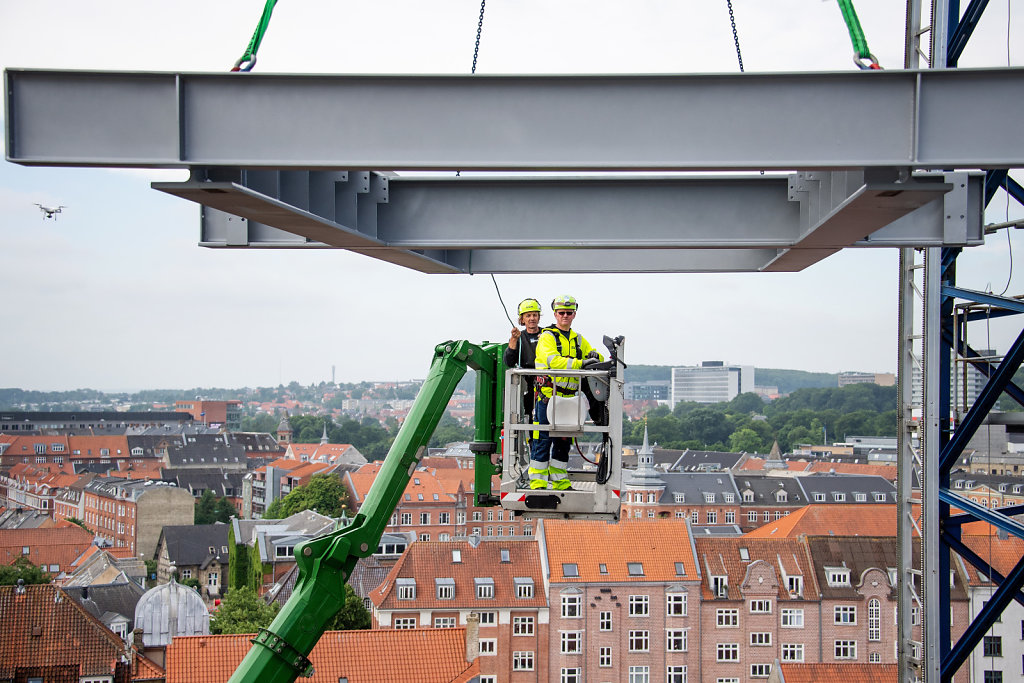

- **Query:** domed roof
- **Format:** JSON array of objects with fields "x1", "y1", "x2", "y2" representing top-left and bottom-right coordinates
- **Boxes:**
[{"x1": 134, "y1": 577, "x2": 209, "y2": 646}]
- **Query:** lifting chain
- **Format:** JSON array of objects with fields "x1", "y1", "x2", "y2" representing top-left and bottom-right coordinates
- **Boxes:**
[
  {"x1": 471, "y1": 0, "x2": 487, "y2": 75},
  {"x1": 726, "y1": 0, "x2": 744, "y2": 73}
]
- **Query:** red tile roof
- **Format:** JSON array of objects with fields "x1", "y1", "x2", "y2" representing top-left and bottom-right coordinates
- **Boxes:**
[
  {"x1": 959, "y1": 533, "x2": 1024, "y2": 585},
  {"x1": 0, "y1": 584, "x2": 128, "y2": 679},
  {"x1": 543, "y1": 518, "x2": 699, "y2": 582},
  {"x1": 744, "y1": 504, "x2": 910, "y2": 538},
  {"x1": 779, "y1": 663, "x2": 897, "y2": 683},
  {"x1": 132, "y1": 652, "x2": 166, "y2": 682},
  {"x1": 165, "y1": 629, "x2": 479, "y2": 683},
  {"x1": 0, "y1": 525, "x2": 94, "y2": 573},
  {"x1": 371, "y1": 539, "x2": 546, "y2": 610},
  {"x1": 693, "y1": 536, "x2": 819, "y2": 600},
  {"x1": 808, "y1": 461, "x2": 898, "y2": 481}
]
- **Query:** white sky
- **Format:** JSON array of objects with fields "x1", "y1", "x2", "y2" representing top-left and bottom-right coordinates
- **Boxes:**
[{"x1": 1, "y1": 1, "x2": 1021, "y2": 391}]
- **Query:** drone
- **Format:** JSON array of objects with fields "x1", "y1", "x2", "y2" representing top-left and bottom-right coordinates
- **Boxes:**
[{"x1": 35, "y1": 203, "x2": 66, "y2": 219}]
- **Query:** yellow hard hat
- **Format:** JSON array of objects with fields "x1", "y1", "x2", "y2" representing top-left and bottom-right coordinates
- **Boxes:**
[
  {"x1": 517, "y1": 298, "x2": 542, "y2": 316},
  {"x1": 551, "y1": 294, "x2": 578, "y2": 311}
]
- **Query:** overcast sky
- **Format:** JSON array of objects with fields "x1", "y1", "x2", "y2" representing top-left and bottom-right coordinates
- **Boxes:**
[{"x1": 1, "y1": 1, "x2": 1021, "y2": 391}]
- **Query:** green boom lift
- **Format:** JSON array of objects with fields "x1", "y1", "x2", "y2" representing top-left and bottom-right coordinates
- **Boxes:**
[{"x1": 227, "y1": 335, "x2": 625, "y2": 683}]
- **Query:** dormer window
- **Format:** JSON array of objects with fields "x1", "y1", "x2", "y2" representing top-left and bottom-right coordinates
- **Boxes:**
[
  {"x1": 436, "y1": 577, "x2": 455, "y2": 600},
  {"x1": 674, "y1": 492, "x2": 685, "y2": 503},
  {"x1": 855, "y1": 493, "x2": 866, "y2": 502},
  {"x1": 704, "y1": 493, "x2": 715, "y2": 503},
  {"x1": 515, "y1": 577, "x2": 534, "y2": 598},
  {"x1": 475, "y1": 577, "x2": 495, "y2": 599},
  {"x1": 712, "y1": 575, "x2": 728, "y2": 598},
  {"x1": 875, "y1": 493, "x2": 888, "y2": 502},
  {"x1": 813, "y1": 493, "x2": 826, "y2": 502},
  {"x1": 396, "y1": 578, "x2": 416, "y2": 600},
  {"x1": 826, "y1": 567, "x2": 851, "y2": 587},
  {"x1": 1015, "y1": 485, "x2": 1023, "y2": 494},
  {"x1": 743, "y1": 490, "x2": 755, "y2": 502},
  {"x1": 787, "y1": 575, "x2": 803, "y2": 596},
  {"x1": 833, "y1": 493, "x2": 846, "y2": 502},
  {"x1": 954, "y1": 480, "x2": 964, "y2": 489},
  {"x1": 724, "y1": 493, "x2": 735, "y2": 503}
]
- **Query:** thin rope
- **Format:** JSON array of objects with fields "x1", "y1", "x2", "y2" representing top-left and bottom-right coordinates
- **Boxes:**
[{"x1": 491, "y1": 274, "x2": 517, "y2": 328}]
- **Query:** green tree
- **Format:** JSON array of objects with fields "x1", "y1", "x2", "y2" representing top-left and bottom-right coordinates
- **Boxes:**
[
  {"x1": 0, "y1": 557, "x2": 51, "y2": 585},
  {"x1": 429, "y1": 412, "x2": 474, "y2": 448},
  {"x1": 324, "y1": 584, "x2": 372, "y2": 631},
  {"x1": 263, "y1": 473, "x2": 351, "y2": 519},
  {"x1": 729, "y1": 428, "x2": 768, "y2": 454},
  {"x1": 241, "y1": 413, "x2": 279, "y2": 433},
  {"x1": 210, "y1": 586, "x2": 280, "y2": 634},
  {"x1": 195, "y1": 491, "x2": 238, "y2": 524}
]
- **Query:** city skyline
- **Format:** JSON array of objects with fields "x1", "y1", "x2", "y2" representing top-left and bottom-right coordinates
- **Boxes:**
[{"x1": 1, "y1": 1, "x2": 1021, "y2": 391}]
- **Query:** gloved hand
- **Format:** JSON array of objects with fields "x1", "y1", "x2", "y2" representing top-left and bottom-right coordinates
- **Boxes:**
[
  {"x1": 582, "y1": 357, "x2": 600, "y2": 368},
  {"x1": 586, "y1": 350, "x2": 600, "y2": 360}
]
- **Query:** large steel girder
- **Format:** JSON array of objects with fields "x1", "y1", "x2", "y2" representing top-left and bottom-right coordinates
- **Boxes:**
[{"x1": 153, "y1": 168, "x2": 983, "y2": 273}]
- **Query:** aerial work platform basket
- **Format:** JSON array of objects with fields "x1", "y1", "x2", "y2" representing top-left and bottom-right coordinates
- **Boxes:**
[{"x1": 499, "y1": 335, "x2": 625, "y2": 521}]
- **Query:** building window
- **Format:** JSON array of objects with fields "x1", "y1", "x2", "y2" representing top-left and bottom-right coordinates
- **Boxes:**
[
  {"x1": 599, "y1": 611, "x2": 612, "y2": 631},
  {"x1": 781, "y1": 608, "x2": 804, "y2": 628},
  {"x1": 394, "y1": 617, "x2": 417, "y2": 629},
  {"x1": 627, "y1": 562, "x2": 644, "y2": 576},
  {"x1": 826, "y1": 568, "x2": 851, "y2": 586},
  {"x1": 782, "y1": 643, "x2": 804, "y2": 662},
  {"x1": 512, "y1": 616, "x2": 534, "y2": 636},
  {"x1": 599, "y1": 646, "x2": 612, "y2": 667},
  {"x1": 667, "y1": 592, "x2": 687, "y2": 616},
  {"x1": 717, "y1": 643, "x2": 739, "y2": 661},
  {"x1": 787, "y1": 576, "x2": 803, "y2": 596},
  {"x1": 835, "y1": 640, "x2": 857, "y2": 659},
  {"x1": 476, "y1": 578, "x2": 494, "y2": 599},
  {"x1": 180, "y1": 569, "x2": 192, "y2": 579},
  {"x1": 629, "y1": 594, "x2": 650, "y2": 616},
  {"x1": 750, "y1": 632, "x2": 772, "y2": 646},
  {"x1": 983, "y1": 635, "x2": 1003, "y2": 657},
  {"x1": 763, "y1": 510, "x2": 771, "y2": 522},
  {"x1": 868, "y1": 598, "x2": 881, "y2": 641},
  {"x1": 712, "y1": 576, "x2": 728, "y2": 598},
  {"x1": 628, "y1": 666, "x2": 650, "y2": 683},
  {"x1": 396, "y1": 578, "x2": 416, "y2": 600},
  {"x1": 560, "y1": 668, "x2": 582, "y2": 683},
  {"x1": 666, "y1": 666, "x2": 687, "y2": 683},
  {"x1": 834, "y1": 605, "x2": 857, "y2": 624},
  {"x1": 869, "y1": 652, "x2": 881, "y2": 663},
  {"x1": 748, "y1": 510, "x2": 758, "y2": 523},
  {"x1": 436, "y1": 580, "x2": 455, "y2": 600},
  {"x1": 434, "y1": 617, "x2": 456, "y2": 628},
  {"x1": 562, "y1": 563, "x2": 579, "y2": 578},
  {"x1": 477, "y1": 611, "x2": 495, "y2": 625},
  {"x1": 717, "y1": 608, "x2": 738, "y2": 627},
  {"x1": 479, "y1": 639, "x2": 496, "y2": 655},
  {"x1": 438, "y1": 512, "x2": 450, "y2": 525},
  {"x1": 516, "y1": 579, "x2": 534, "y2": 599},
  {"x1": 666, "y1": 629, "x2": 688, "y2": 652},
  {"x1": 750, "y1": 663, "x2": 772, "y2": 678},
  {"x1": 983, "y1": 672, "x2": 1002, "y2": 683},
  {"x1": 691, "y1": 510, "x2": 699, "y2": 523},
  {"x1": 628, "y1": 630, "x2": 650, "y2": 653},
  {"x1": 562, "y1": 594, "x2": 582, "y2": 618},
  {"x1": 725, "y1": 511, "x2": 735, "y2": 524},
  {"x1": 560, "y1": 631, "x2": 583, "y2": 654},
  {"x1": 749, "y1": 600, "x2": 771, "y2": 614},
  {"x1": 401, "y1": 512, "x2": 412, "y2": 525},
  {"x1": 512, "y1": 651, "x2": 534, "y2": 671}
]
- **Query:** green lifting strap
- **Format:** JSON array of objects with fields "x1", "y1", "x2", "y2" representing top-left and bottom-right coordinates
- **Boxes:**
[
  {"x1": 836, "y1": 0, "x2": 881, "y2": 70},
  {"x1": 231, "y1": 0, "x2": 280, "y2": 72}
]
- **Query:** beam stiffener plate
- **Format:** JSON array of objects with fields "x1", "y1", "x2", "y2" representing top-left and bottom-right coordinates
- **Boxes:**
[
  {"x1": 154, "y1": 170, "x2": 983, "y2": 274},
  {"x1": 7, "y1": 68, "x2": 1024, "y2": 170}
]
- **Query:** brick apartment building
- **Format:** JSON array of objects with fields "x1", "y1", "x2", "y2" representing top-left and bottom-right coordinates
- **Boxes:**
[
  {"x1": 54, "y1": 477, "x2": 194, "y2": 558},
  {"x1": 370, "y1": 537, "x2": 548, "y2": 683},
  {"x1": 369, "y1": 511, "x2": 975, "y2": 683},
  {"x1": 174, "y1": 399, "x2": 243, "y2": 430}
]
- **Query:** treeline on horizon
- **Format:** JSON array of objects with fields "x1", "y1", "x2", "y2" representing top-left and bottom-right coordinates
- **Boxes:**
[{"x1": 0, "y1": 366, "x2": 850, "y2": 408}]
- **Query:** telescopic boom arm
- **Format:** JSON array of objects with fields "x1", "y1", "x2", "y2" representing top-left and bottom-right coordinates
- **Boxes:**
[{"x1": 227, "y1": 340, "x2": 503, "y2": 683}]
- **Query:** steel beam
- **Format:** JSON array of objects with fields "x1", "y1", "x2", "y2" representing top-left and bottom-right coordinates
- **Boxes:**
[
  {"x1": 7, "y1": 68, "x2": 1024, "y2": 170},
  {"x1": 153, "y1": 170, "x2": 982, "y2": 273}
]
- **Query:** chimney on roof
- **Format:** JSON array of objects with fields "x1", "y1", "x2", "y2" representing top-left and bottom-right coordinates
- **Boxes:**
[{"x1": 465, "y1": 612, "x2": 480, "y2": 662}]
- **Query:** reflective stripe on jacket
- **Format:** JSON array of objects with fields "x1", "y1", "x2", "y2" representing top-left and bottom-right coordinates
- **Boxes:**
[{"x1": 535, "y1": 326, "x2": 601, "y2": 398}]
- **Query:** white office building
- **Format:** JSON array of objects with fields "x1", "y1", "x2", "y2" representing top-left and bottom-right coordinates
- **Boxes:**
[{"x1": 670, "y1": 361, "x2": 754, "y2": 406}]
